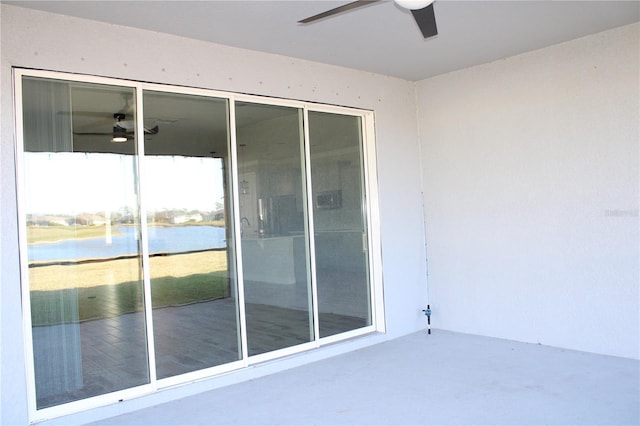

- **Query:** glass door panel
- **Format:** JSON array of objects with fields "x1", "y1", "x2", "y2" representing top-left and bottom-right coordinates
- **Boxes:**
[
  {"x1": 21, "y1": 77, "x2": 149, "y2": 408},
  {"x1": 235, "y1": 102, "x2": 314, "y2": 356},
  {"x1": 308, "y1": 111, "x2": 372, "y2": 337},
  {"x1": 142, "y1": 91, "x2": 241, "y2": 379},
  {"x1": 18, "y1": 71, "x2": 380, "y2": 415}
]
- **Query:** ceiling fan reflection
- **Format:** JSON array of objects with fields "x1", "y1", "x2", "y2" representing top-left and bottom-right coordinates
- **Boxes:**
[{"x1": 73, "y1": 113, "x2": 159, "y2": 142}]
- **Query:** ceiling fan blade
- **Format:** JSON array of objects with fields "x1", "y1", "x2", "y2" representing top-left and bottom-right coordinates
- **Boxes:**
[
  {"x1": 299, "y1": 0, "x2": 381, "y2": 24},
  {"x1": 411, "y1": 3, "x2": 438, "y2": 38},
  {"x1": 74, "y1": 125, "x2": 159, "y2": 137},
  {"x1": 73, "y1": 132, "x2": 134, "y2": 140},
  {"x1": 144, "y1": 125, "x2": 159, "y2": 135},
  {"x1": 73, "y1": 132, "x2": 115, "y2": 136}
]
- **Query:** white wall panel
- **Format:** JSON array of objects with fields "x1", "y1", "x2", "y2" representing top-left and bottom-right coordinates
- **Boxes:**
[{"x1": 417, "y1": 23, "x2": 639, "y2": 360}]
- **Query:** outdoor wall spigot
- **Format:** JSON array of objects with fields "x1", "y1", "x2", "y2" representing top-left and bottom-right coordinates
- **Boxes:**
[{"x1": 422, "y1": 305, "x2": 432, "y2": 334}]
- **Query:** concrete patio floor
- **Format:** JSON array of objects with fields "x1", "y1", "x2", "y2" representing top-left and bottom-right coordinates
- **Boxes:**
[{"x1": 88, "y1": 330, "x2": 639, "y2": 425}]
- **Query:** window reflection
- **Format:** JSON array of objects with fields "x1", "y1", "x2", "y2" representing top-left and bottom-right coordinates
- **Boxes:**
[
  {"x1": 23, "y1": 78, "x2": 149, "y2": 408},
  {"x1": 19, "y1": 74, "x2": 377, "y2": 412},
  {"x1": 308, "y1": 112, "x2": 372, "y2": 337},
  {"x1": 235, "y1": 102, "x2": 314, "y2": 356},
  {"x1": 143, "y1": 91, "x2": 241, "y2": 378}
]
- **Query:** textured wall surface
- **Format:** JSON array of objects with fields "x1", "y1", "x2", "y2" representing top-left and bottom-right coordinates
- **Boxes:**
[{"x1": 418, "y1": 23, "x2": 639, "y2": 360}]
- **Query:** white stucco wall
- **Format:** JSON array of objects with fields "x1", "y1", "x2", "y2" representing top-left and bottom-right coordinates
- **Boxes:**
[
  {"x1": 0, "y1": 5, "x2": 428, "y2": 424},
  {"x1": 417, "y1": 23, "x2": 639, "y2": 360}
]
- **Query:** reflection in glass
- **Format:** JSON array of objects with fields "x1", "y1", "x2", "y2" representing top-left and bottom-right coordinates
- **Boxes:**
[
  {"x1": 22, "y1": 77, "x2": 149, "y2": 408},
  {"x1": 235, "y1": 102, "x2": 314, "y2": 356},
  {"x1": 19, "y1": 74, "x2": 377, "y2": 412},
  {"x1": 143, "y1": 91, "x2": 241, "y2": 378},
  {"x1": 308, "y1": 112, "x2": 372, "y2": 337}
]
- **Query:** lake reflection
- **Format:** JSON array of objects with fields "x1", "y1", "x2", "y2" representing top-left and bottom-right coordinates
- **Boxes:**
[{"x1": 28, "y1": 225, "x2": 227, "y2": 262}]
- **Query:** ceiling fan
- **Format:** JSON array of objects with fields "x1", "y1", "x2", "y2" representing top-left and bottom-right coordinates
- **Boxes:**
[
  {"x1": 299, "y1": 0, "x2": 438, "y2": 39},
  {"x1": 74, "y1": 113, "x2": 159, "y2": 142}
]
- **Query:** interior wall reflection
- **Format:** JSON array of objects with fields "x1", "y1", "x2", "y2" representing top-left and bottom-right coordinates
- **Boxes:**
[
  {"x1": 308, "y1": 112, "x2": 372, "y2": 337},
  {"x1": 22, "y1": 77, "x2": 149, "y2": 409},
  {"x1": 142, "y1": 91, "x2": 241, "y2": 379}
]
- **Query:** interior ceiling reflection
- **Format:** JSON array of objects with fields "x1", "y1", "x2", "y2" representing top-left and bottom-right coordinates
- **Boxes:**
[{"x1": 69, "y1": 88, "x2": 357, "y2": 160}]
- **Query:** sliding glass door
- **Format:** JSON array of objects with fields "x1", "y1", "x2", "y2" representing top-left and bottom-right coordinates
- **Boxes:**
[
  {"x1": 308, "y1": 111, "x2": 372, "y2": 337},
  {"x1": 235, "y1": 102, "x2": 314, "y2": 356},
  {"x1": 16, "y1": 70, "x2": 381, "y2": 418},
  {"x1": 21, "y1": 77, "x2": 149, "y2": 409},
  {"x1": 142, "y1": 91, "x2": 241, "y2": 379}
]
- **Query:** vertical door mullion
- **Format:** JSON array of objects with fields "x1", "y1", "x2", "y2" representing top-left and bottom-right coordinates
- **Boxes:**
[
  {"x1": 302, "y1": 107, "x2": 321, "y2": 345},
  {"x1": 361, "y1": 112, "x2": 385, "y2": 332},
  {"x1": 136, "y1": 84, "x2": 158, "y2": 386},
  {"x1": 356, "y1": 119, "x2": 372, "y2": 325},
  {"x1": 229, "y1": 97, "x2": 250, "y2": 364},
  {"x1": 14, "y1": 70, "x2": 39, "y2": 420}
]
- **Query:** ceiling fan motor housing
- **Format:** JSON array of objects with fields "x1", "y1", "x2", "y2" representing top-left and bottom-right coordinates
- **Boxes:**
[{"x1": 395, "y1": 0, "x2": 434, "y2": 10}]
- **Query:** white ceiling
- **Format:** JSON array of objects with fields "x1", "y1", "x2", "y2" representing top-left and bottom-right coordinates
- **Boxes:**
[{"x1": 6, "y1": 0, "x2": 640, "y2": 81}]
